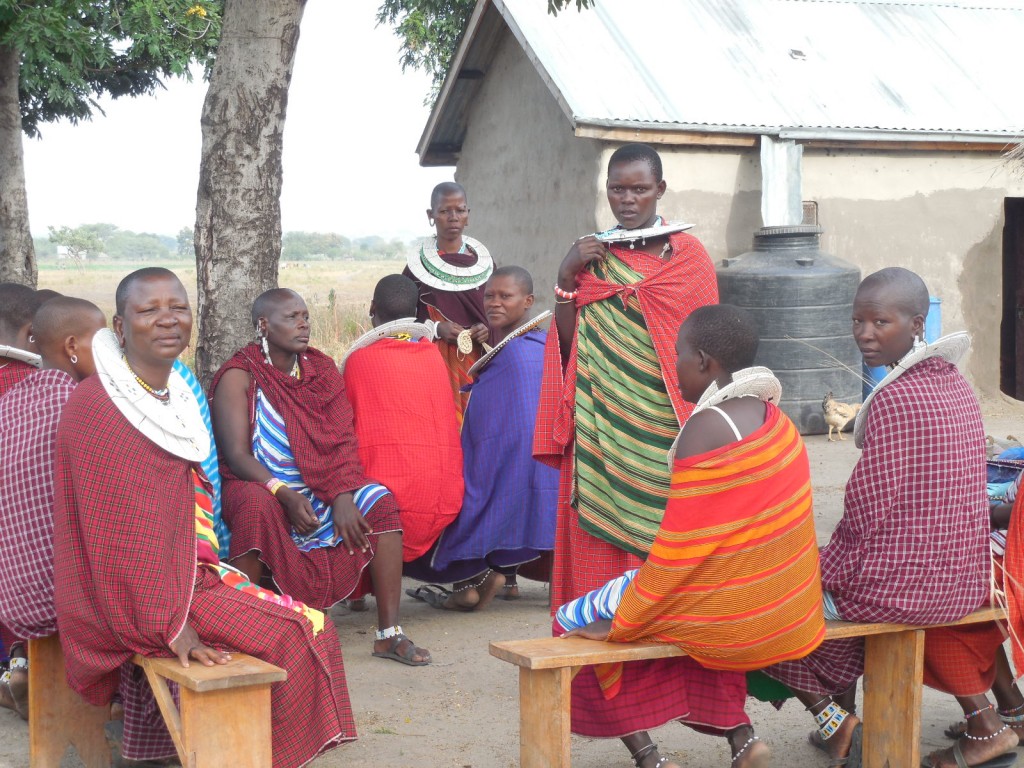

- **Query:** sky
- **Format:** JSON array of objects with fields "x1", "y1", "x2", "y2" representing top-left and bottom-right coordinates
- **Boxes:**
[{"x1": 21, "y1": 1, "x2": 454, "y2": 242}]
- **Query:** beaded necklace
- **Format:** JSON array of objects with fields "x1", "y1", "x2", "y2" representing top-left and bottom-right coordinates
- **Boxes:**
[
  {"x1": 264, "y1": 348, "x2": 301, "y2": 379},
  {"x1": 122, "y1": 354, "x2": 170, "y2": 403},
  {"x1": 592, "y1": 216, "x2": 693, "y2": 253},
  {"x1": 407, "y1": 236, "x2": 493, "y2": 291}
]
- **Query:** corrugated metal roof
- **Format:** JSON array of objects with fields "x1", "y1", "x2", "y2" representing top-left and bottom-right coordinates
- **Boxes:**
[{"x1": 418, "y1": 0, "x2": 1024, "y2": 163}]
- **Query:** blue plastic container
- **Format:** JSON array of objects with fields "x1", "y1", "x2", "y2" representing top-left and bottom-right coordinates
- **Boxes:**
[{"x1": 862, "y1": 296, "x2": 941, "y2": 400}]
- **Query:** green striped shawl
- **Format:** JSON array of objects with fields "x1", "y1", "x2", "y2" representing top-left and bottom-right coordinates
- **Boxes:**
[{"x1": 574, "y1": 254, "x2": 679, "y2": 556}]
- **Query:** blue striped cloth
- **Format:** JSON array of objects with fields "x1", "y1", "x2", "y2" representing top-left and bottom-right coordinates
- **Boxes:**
[
  {"x1": 555, "y1": 569, "x2": 638, "y2": 631},
  {"x1": 253, "y1": 387, "x2": 387, "y2": 551},
  {"x1": 172, "y1": 360, "x2": 228, "y2": 558}
]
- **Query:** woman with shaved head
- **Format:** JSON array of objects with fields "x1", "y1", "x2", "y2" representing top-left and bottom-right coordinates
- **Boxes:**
[
  {"x1": 212, "y1": 287, "x2": 430, "y2": 667},
  {"x1": 404, "y1": 182, "x2": 495, "y2": 424},
  {"x1": 764, "y1": 268, "x2": 1013, "y2": 768},
  {"x1": 0, "y1": 297, "x2": 104, "y2": 722},
  {"x1": 53, "y1": 269, "x2": 357, "y2": 765}
]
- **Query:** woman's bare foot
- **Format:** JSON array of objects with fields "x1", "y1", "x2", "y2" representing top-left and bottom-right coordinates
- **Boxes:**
[
  {"x1": 729, "y1": 726, "x2": 769, "y2": 767},
  {"x1": 500, "y1": 582, "x2": 520, "y2": 600},
  {"x1": 474, "y1": 570, "x2": 505, "y2": 611},
  {"x1": 0, "y1": 673, "x2": 27, "y2": 720},
  {"x1": 634, "y1": 746, "x2": 681, "y2": 768},
  {"x1": 343, "y1": 597, "x2": 369, "y2": 612},
  {"x1": 445, "y1": 583, "x2": 480, "y2": 610},
  {"x1": 819, "y1": 713, "x2": 860, "y2": 765}
]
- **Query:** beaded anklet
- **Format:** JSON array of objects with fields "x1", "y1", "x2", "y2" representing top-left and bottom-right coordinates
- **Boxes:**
[
  {"x1": 965, "y1": 704, "x2": 993, "y2": 721},
  {"x1": 999, "y1": 702, "x2": 1024, "y2": 723},
  {"x1": 630, "y1": 742, "x2": 669, "y2": 767},
  {"x1": 451, "y1": 569, "x2": 492, "y2": 594},
  {"x1": 961, "y1": 702, "x2": 1009, "y2": 742},
  {"x1": 963, "y1": 724, "x2": 1010, "y2": 742},
  {"x1": 732, "y1": 736, "x2": 761, "y2": 765},
  {"x1": 814, "y1": 702, "x2": 849, "y2": 741},
  {"x1": 631, "y1": 743, "x2": 657, "y2": 767}
]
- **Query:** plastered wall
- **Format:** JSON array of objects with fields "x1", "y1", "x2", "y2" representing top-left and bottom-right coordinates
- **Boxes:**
[{"x1": 454, "y1": 32, "x2": 603, "y2": 302}]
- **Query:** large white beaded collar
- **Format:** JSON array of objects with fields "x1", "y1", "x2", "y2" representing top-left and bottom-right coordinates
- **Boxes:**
[
  {"x1": 93, "y1": 328, "x2": 209, "y2": 462},
  {"x1": 406, "y1": 236, "x2": 493, "y2": 292}
]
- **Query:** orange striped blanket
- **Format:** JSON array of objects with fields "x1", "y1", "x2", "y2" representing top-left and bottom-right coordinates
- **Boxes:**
[{"x1": 600, "y1": 404, "x2": 825, "y2": 694}]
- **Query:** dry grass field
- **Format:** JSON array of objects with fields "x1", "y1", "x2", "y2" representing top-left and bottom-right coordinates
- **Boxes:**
[{"x1": 37, "y1": 258, "x2": 405, "y2": 362}]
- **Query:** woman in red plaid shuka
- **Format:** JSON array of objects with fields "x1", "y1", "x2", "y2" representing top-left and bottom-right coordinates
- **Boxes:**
[
  {"x1": 53, "y1": 269, "x2": 356, "y2": 768},
  {"x1": 763, "y1": 268, "x2": 1014, "y2": 768}
]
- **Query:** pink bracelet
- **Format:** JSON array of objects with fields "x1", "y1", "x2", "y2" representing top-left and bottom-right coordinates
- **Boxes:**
[
  {"x1": 264, "y1": 477, "x2": 285, "y2": 496},
  {"x1": 554, "y1": 284, "x2": 578, "y2": 300}
]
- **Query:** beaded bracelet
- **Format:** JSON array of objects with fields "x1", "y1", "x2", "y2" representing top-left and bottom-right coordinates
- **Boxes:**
[
  {"x1": 554, "y1": 284, "x2": 578, "y2": 300},
  {"x1": 264, "y1": 478, "x2": 286, "y2": 496}
]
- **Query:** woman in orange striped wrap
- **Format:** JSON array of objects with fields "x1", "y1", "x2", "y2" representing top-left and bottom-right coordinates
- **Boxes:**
[{"x1": 558, "y1": 304, "x2": 825, "y2": 768}]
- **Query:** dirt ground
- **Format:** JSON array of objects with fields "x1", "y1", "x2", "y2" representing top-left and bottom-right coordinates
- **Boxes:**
[{"x1": 3, "y1": 396, "x2": 1024, "y2": 768}]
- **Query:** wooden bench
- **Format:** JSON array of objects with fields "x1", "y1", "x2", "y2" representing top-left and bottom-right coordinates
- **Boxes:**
[
  {"x1": 490, "y1": 606, "x2": 1007, "y2": 768},
  {"x1": 25, "y1": 634, "x2": 286, "y2": 768},
  {"x1": 28, "y1": 635, "x2": 110, "y2": 767},
  {"x1": 133, "y1": 652, "x2": 286, "y2": 768}
]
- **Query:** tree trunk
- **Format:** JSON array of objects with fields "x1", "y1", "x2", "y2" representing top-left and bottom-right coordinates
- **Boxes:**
[
  {"x1": 0, "y1": 44, "x2": 37, "y2": 286},
  {"x1": 194, "y1": 0, "x2": 307, "y2": 386}
]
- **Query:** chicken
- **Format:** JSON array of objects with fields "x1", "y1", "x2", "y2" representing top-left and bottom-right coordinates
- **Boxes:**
[{"x1": 822, "y1": 391, "x2": 861, "y2": 442}]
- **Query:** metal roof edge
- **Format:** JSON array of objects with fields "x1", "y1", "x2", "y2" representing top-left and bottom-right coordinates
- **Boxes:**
[
  {"x1": 415, "y1": 0, "x2": 493, "y2": 163},
  {"x1": 779, "y1": 128, "x2": 1022, "y2": 143},
  {"x1": 575, "y1": 119, "x2": 1021, "y2": 146}
]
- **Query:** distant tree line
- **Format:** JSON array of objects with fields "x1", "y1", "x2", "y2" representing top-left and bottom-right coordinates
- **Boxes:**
[
  {"x1": 35, "y1": 224, "x2": 409, "y2": 262},
  {"x1": 39, "y1": 223, "x2": 176, "y2": 262},
  {"x1": 282, "y1": 231, "x2": 407, "y2": 261}
]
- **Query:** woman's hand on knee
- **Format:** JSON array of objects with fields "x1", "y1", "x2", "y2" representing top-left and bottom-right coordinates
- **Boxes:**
[{"x1": 332, "y1": 493, "x2": 373, "y2": 555}]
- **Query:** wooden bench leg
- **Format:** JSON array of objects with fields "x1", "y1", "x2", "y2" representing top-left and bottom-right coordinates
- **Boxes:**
[
  {"x1": 28, "y1": 635, "x2": 110, "y2": 768},
  {"x1": 519, "y1": 667, "x2": 572, "y2": 768},
  {"x1": 137, "y1": 658, "x2": 274, "y2": 768},
  {"x1": 179, "y1": 684, "x2": 274, "y2": 768},
  {"x1": 862, "y1": 629, "x2": 923, "y2": 768}
]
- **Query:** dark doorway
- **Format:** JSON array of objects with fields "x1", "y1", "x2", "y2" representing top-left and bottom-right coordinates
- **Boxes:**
[{"x1": 1002, "y1": 198, "x2": 1024, "y2": 399}]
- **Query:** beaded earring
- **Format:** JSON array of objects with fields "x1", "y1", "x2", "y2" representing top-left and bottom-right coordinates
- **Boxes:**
[
  {"x1": 260, "y1": 331, "x2": 271, "y2": 363},
  {"x1": 70, "y1": 354, "x2": 78, "y2": 364},
  {"x1": 913, "y1": 333, "x2": 926, "y2": 352}
]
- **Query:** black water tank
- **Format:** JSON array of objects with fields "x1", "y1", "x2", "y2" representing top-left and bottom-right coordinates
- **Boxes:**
[{"x1": 717, "y1": 225, "x2": 861, "y2": 434}]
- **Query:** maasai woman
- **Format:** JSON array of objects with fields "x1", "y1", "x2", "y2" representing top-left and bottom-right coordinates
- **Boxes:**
[
  {"x1": 557, "y1": 304, "x2": 824, "y2": 768},
  {"x1": 764, "y1": 268, "x2": 1013, "y2": 768},
  {"x1": 411, "y1": 266, "x2": 558, "y2": 607},
  {"x1": 211, "y1": 288, "x2": 430, "y2": 666},
  {"x1": 342, "y1": 274, "x2": 465, "y2": 567},
  {"x1": 537, "y1": 143, "x2": 719, "y2": 610},
  {"x1": 404, "y1": 181, "x2": 495, "y2": 423},
  {"x1": 0, "y1": 282, "x2": 42, "y2": 694},
  {"x1": 0, "y1": 298, "x2": 105, "y2": 723},
  {"x1": 53, "y1": 269, "x2": 354, "y2": 767}
]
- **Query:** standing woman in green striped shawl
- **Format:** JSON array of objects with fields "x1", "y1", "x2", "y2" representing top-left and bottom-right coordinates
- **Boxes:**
[{"x1": 535, "y1": 144, "x2": 728, "y2": 767}]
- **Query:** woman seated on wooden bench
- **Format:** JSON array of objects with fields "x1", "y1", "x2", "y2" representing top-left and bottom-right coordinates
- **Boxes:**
[
  {"x1": 211, "y1": 287, "x2": 430, "y2": 667},
  {"x1": 762, "y1": 267, "x2": 1014, "y2": 768},
  {"x1": 53, "y1": 269, "x2": 357, "y2": 768},
  {"x1": 558, "y1": 304, "x2": 826, "y2": 768}
]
